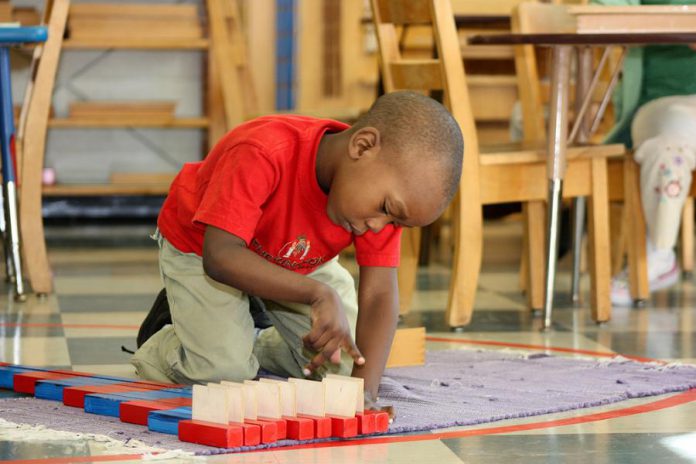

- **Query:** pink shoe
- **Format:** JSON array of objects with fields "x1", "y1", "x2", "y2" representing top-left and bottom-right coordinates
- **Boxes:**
[{"x1": 610, "y1": 263, "x2": 680, "y2": 306}]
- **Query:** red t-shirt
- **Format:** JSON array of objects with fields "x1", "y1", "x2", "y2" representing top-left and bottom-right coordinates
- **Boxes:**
[{"x1": 157, "y1": 115, "x2": 402, "y2": 274}]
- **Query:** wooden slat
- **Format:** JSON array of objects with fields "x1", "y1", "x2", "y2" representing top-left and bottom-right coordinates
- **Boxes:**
[
  {"x1": 42, "y1": 183, "x2": 170, "y2": 196},
  {"x1": 389, "y1": 60, "x2": 442, "y2": 90},
  {"x1": 479, "y1": 142, "x2": 624, "y2": 165},
  {"x1": 375, "y1": 0, "x2": 432, "y2": 25},
  {"x1": 68, "y1": 101, "x2": 176, "y2": 118},
  {"x1": 49, "y1": 117, "x2": 209, "y2": 128},
  {"x1": 109, "y1": 173, "x2": 176, "y2": 185},
  {"x1": 62, "y1": 38, "x2": 209, "y2": 50}
]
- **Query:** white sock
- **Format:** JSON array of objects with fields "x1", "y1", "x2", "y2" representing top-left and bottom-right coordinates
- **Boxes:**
[{"x1": 646, "y1": 240, "x2": 676, "y2": 280}]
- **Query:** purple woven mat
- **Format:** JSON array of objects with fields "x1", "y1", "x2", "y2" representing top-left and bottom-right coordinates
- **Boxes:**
[{"x1": 0, "y1": 349, "x2": 694, "y2": 455}]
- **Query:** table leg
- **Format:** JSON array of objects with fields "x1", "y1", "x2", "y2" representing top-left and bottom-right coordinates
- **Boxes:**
[
  {"x1": 0, "y1": 47, "x2": 25, "y2": 301},
  {"x1": 570, "y1": 46, "x2": 593, "y2": 304},
  {"x1": 543, "y1": 45, "x2": 572, "y2": 330}
]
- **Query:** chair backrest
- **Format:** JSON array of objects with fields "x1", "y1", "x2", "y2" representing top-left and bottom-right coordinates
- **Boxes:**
[{"x1": 371, "y1": 0, "x2": 480, "y2": 191}]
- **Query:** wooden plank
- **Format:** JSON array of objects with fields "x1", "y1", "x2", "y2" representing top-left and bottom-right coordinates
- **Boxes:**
[
  {"x1": 244, "y1": 380, "x2": 282, "y2": 420},
  {"x1": 42, "y1": 183, "x2": 171, "y2": 197},
  {"x1": 191, "y1": 384, "x2": 228, "y2": 425},
  {"x1": 62, "y1": 38, "x2": 209, "y2": 50},
  {"x1": 323, "y1": 375, "x2": 360, "y2": 417},
  {"x1": 287, "y1": 378, "x2": 325, "y2": 417},
  {"x1": 221, "y1": 381, "x2": 257, "y2": 420},
  {"x1": 259, "y1": 378, "x2": 296, "y2": 417},
  {"x1": 109, "y1": 173, "x2": 176, "y2": 186},
  {"x1": 48, "y1": 117, "x2": 209, "y2": 128},
  {"x1": 68, "y1": 101, "x2": 176, "y2": 118},
  {"x1": 218, "y1": 383, "x2": 244, "y2": 424},
  {"x1": 385, "y1": 327, "x2": 425, "y2": 368}
]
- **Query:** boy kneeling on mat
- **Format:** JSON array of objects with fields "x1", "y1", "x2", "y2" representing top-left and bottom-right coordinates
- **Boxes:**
[{"x1": 132, "y1": 91, "x2": 463, "y2": 410}]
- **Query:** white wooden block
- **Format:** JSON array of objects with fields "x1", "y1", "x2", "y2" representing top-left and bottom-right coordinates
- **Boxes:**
[
  {"x1": 326, "y1": 373, "x2": 364, "y2": 414},
  {"x1": 288, "y1": 378, "x2": 325, "y2": 417},
  {"x1": 221, "y1": 381, "x2": 257, "y2": 420},
  {"x1": 260, "y1": 378, "x2": 297, "y2": 417},
  {"x1": 244, "y1": 380, "x2": 282, "y2": 419},
  {"x1": 322, "y1": 377, "x2": 359, "y2": 418},
  {"x1": 219, "y1": 383, "x2": 245, "y2": 423},
  {"x1": 192, "y1": 384, "x2": 228, "y2": 424}
]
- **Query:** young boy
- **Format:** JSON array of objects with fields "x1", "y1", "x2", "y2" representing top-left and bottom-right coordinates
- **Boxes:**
[{"x1": 131, "y1": 91, "x2": 463, "y2": 407}]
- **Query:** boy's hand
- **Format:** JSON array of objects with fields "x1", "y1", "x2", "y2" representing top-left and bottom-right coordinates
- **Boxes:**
[{"x1": 302, "y1": 287, "x2": 365, "y2": 375}]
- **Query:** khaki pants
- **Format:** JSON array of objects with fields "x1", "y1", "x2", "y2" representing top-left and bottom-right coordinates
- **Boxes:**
[{"x1": 131, "y1": 234, "x2": 358, "y2": 384}]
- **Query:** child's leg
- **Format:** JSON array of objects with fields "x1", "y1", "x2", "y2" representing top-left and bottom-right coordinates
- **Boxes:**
[
  {"x1": 252, "y1": 257, "x2": 358, "y2": 379},
  {"x1": 131, "y1": 237, "x2": 259, "y2": 384},
  {"x1": 632, "y1": 97, "x2": 696, "y2": 252}
]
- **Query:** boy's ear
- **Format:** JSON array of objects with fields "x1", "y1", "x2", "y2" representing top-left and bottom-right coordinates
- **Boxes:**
[{"x1": 348, "y1": 127, "x2": 381, "y2": 161}]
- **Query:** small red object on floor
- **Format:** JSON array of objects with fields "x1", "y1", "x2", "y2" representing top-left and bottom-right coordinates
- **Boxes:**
[
  {"x1": 244, "y1": 419, "x2": 277, "y2": 444},
  {"x1": 365, "y1": 410, "x2": 390, "y2": 433},
  {"x1": 356, "y1": 412, "x2": 376, "y2": 434},
  {"x1": 178, "y1": 420, "x2": 243, "y2": 448},
  {"x1": 328, "y1": 415, "x2": 358, "y2": 438},
  {"x1": 13, "y1": 372, "x2": 73, "y2": 394},
  {"x1": 284, "y1": 416, "x2": 314, "y2": 440},
  {"x1": 298, "y1": 414, "x2": 332, "y2": 438},
  {"x1": 119, "y1": 398, "x2": 192, "y2": 425}
]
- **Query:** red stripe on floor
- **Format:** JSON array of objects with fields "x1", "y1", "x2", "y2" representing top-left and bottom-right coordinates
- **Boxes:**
[{"x1": 425, "y1": 336, "x2": 659, "y2": 363}]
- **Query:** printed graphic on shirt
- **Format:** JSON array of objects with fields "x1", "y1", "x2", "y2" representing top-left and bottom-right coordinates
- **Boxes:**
[{"x1": 251, "y1": 236, "x2": 326, "y2": 271}]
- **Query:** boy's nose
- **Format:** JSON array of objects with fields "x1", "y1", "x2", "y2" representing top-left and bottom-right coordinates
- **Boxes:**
[{"x1": 366, "y1": 217, "x2": 390, "y2": 234}]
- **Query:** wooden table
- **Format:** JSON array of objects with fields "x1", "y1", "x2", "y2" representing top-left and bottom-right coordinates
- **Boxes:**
[{"x1": 469, "y1": 28, "x2": 696, "y2": 329}]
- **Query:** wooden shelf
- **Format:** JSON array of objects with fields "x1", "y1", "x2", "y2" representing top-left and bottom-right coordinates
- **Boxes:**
[
  {"x1": 62, "y1": 38, "x2": 209, "y2": 50},
  {"x1": 48, "y1": 117, "x2": 209, "y2": 128},
  {"x1": 43, "y1": 183, "x2": 170, "y2": 196}
]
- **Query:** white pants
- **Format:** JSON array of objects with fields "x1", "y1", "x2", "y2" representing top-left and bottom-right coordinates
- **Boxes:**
[{"x1": 631, "y1": 95, "x2": 696, "y2": 250}]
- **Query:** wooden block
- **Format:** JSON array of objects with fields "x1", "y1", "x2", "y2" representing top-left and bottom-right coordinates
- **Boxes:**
[
  {"x1": 244, "y1": 380, "x2": 282, "y2": 420},
  {"x1": 0, "y1": 366, "x2": 32, "y2": 389},
  {"x1": 298, "y1": 414, "x2": 332, "y2": 439},
  {"x1": 192, "y1": 384, "x2": 228, "y2": 425},
  {"x1": 244, "y1": 419, "x2": 277, "y2": 444},
  {"x1": 325, "y1": 374, "x2": 363, "y2": 414},
  {"x1": 35, "y1": 377, "x2": 122, "y2": 402},
  {"x1": 215, "y1": 383, "x2": 244, "y2": 424},
  {"x1": 329, "y1": 415, "x2": 358, "y2": 438},
  {"x1": 85, "y1": 389, "x2": 189, "y2": 417},
  {"x1": 178, "y1": 419, "x2": 243, "y2": 448},
  {"x1": 256, "y1": 417, "x2": 287, "y2": 440},
  {"x1": 68, "y1": 101, "x2": 176, "y2": 119},
  {"x1": 259, "y1": 378, "x2": 296, "y2": 417},
  {"x1": 148, "y1": 406, "x2": 192, "y2": 435},
  {"x1": 365, "y1": 410, "x2": 390, "y2": 433},
  {"x1": 119, "y1": 398, "x2": 192, "y2": 425},
  {"x1": 386, "y1": 327, "x2": 426, "y2": 368},
  {"x1": 221, "y1": 381, "x2": 257, "y2": 420},
  {"x1": 288, "y1": 378, "x2": 325, "y2": 417},
  {"x1": 13, "y1": 371, "x2": 73, "y2": 394},
  {"x1": 63, "y1": 383, "x2": 152, "y2": 408},
  {"x1": 284, "y1": 416, "x2": 314, "y2": 441},
  {"x1": 356, "y1": 412, "x2": 376, "y2": 435},
  {"x1": 322, "y1": 376, "x2": 358, "y2": 418},
  {"x1": 236, "y1": 422, "x2": 261, "y2": 446}
]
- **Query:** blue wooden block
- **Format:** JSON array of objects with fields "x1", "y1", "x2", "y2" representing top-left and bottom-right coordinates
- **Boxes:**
[
  {"x1": 84, "y1": 389, "x2": 191, "y2": 417},
  {"x1": 35, "y1": 376, "x2": 121, "y2": 401},
  {"x1": 0, "y1": 366, "x2": 32, "y2": 389},
  {"x1": 148, "y1": 406, "x2": 192, "y2": 435}
]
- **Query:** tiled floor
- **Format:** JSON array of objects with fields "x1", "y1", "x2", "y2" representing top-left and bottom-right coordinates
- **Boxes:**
[{"x1": 0, "y1": 218, "x2": 695, "y2": 463}]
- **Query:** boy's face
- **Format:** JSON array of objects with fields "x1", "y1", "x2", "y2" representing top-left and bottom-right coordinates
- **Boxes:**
[{"x1": 326, "y1": 146, "x2": 446, "y2": 236}]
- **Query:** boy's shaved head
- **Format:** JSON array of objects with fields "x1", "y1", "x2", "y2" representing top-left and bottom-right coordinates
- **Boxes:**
[{"x1": 351, "y1": 91, "x2": 464, "y2": 206}]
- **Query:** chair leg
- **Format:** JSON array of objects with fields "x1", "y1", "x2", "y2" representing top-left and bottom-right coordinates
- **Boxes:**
[
  {"x1": 587, "y1": 157, "x2": 611, "y2": 322},
  {"x1": 625, "y1": 158, "x2": 649, "y2": 301},
  {"x1": 445, "y1": 188, "x2": 482, "y2": 328},
  {"x1": 609, "y1": 202, "x2": 626, "y2": 276},
  {"x1": 680, "y1": 197, "x2": 694, "y2": 274},
  {"x1": 519, "y1": 211, "x2": 528, "y2": 294},
  {"x1": 524, "y1": 201, "x2": 545, "y2": 311},
  {"x1": 397, "y1": 227, "x2": 421, "y2": 316}
]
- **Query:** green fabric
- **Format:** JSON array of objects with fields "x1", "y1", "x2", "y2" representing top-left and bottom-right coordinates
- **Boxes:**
[{"x1": 591, "y1": 0, "x2": 696, "y2": 147}]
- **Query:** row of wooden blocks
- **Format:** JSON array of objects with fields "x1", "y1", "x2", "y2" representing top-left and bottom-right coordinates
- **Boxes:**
[{"x1": 0, "y1": 363, "x2": 390, "y2": 449}]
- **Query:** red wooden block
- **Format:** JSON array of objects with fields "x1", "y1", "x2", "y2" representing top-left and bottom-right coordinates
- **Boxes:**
[
  {"x1": 365, "y1": 410, "x2": 390, "y2": 433},
  {"x1": 63, "y1": 383, "x2": 150, "y2": 408},
  {"x1": 284, "y1": 416, "x2": 314, "y2": 440},
  {"x1": 356, "y1": 412, "x2": 376, "y2": 435},
  {"x1": 232, "y1": 422, "x2": 261, "y2": 446},
  {"x1": 179, "y1": 420, "x2": 243, "y2": 448},
  {"x1": 258, "y1": 417, "x2": 287, "y2": 440},
  {"x1": 299, "y1": 414, "x2": 332, "y2": 438},
  {"x1": 120, "y1": 398, "x2": 192, "y2": 425},
  {"x1": 328, "y1": 415, "x2": 358, "y2": 438},
  {"x1": 13, "y1": 372, "x2": 74, "y2": 394},
  {"x1": 244, "y1": 419, "x2": 277, "y2": 444}
]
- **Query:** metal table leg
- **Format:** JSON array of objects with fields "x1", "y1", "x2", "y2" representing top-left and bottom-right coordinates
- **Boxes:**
[
  {"x1": 543, "y1": 45, "x2": 572, "y2": 330},
  {"x1": 0, "y1": 47, "x2": 25, "y2": 301}
]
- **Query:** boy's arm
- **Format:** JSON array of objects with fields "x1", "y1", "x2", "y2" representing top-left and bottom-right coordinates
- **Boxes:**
[
  {"x1": 203, "y1": 226, "x2": 364, "y2": 369},
  {"x1": 352, "y1": 265, "x2": 399, "y2": 402}
]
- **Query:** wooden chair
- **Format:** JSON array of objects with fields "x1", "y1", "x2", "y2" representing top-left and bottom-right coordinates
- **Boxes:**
[{"x1": 371, "y1": 0, "x2": 625, "y2": 327}]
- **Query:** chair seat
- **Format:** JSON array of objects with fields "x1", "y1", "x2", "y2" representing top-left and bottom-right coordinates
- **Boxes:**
[{"x1": 480, "y1": 142, "x2": 625, "y2": 165}]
